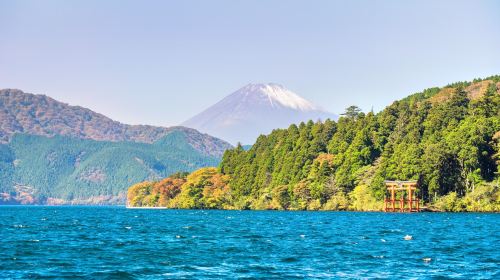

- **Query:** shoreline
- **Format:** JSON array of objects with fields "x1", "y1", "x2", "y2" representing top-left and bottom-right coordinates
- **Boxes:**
[
  {"x1": 1, "y1": 204, "x2": 498, "y2": 213},
  {"x1": 123, "y1": 206, "x2": 499, "y2": 213},
  {"x1": 126, "y1": 206, "x2": 169, "y2": 209}
]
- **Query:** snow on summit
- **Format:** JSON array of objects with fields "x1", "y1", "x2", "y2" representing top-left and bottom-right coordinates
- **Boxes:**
[
  {"x1": 239, "y1": 83, "x2": 320, "y2": 111},
  {"x1": 182, "y1": 83, "x2": 337, "y2": 144}
]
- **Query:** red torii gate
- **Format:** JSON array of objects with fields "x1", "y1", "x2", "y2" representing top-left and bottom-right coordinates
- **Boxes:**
[{"x1": 384, "y1": 180, "x2": 420, "y2": 212}]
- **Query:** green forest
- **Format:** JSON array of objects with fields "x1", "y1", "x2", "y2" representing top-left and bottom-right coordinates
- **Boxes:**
[
  {"x1": 128, "y1": 76, "x2": 500, "y2": 212},
  {"x1": 0, "y1": 130, "x2": 222, "y2": 204}
]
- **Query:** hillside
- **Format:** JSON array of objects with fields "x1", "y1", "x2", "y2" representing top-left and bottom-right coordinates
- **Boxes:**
[
  {"x1": 0, "y1": 89, "x2": 230, "y2": 158},
  {"x1": 0, "y1": 89, "x2": 233, "y2": 204},
  {"x1": 0, "y1": 130, "x2": 225, "y2": 205},
  {"x1": 183, "y1": 83, "x2": 337, "y2": 144},
  {"x1": 129, "y1": 76, "x2": 500, "y2": 212}
]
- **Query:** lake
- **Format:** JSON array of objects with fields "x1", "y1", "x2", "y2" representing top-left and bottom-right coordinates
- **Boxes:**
[{"x1": 0, "y1": 207, "x2": 498, "y2": 279}]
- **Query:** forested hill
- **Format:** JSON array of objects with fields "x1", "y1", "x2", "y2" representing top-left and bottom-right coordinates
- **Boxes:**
[
  {"x1": 0, "y1": 89, "x2": 233, "y2": 204},
  {"x1": 0, "y1": 131, "x2": 224, "y2": 205},
  {"x1": 0, "y1": 89, "x2": 231, "y2": 158},
  {"x1": 128, "y1": 76, "x2": 500, "y2": 212}
]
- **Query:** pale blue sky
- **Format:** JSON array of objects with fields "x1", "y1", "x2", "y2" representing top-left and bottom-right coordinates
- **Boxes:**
[{"x1": 1, "y1": 0, "x2": 499, "y2": 126}]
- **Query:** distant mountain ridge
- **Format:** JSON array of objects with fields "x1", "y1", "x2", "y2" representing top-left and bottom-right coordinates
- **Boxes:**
[
  {"x1": 0, "y1": 89, "x2": 231, "y2": 157},
  {"x1": 182, "y1": 83, "x2": 338, "y2": 144},
  {"x1": 0, "y1": 88, "x2": 233, "y2": 205}
]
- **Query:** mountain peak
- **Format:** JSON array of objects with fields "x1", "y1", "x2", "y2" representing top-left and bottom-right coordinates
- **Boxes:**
[
  {"x1": 182, "y1": 84, "x2": 337, "y2": 144},
  {"x1": 235, "y1": 83, "x2": 321, "y2": 112}
]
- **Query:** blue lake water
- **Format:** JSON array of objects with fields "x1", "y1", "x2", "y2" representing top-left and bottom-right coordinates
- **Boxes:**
[{"x1": 0, "y1": 207, "x2": 498, "y2": 279}]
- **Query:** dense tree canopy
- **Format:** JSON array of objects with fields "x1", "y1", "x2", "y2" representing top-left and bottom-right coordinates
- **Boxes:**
[{"x1": 0, "y1": 131, "x2": 223, "y2": 204}]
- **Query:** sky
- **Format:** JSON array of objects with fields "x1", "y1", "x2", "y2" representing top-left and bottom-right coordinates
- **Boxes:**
[{"x1": 1, "y1": 0, "x2": 499, "y2": 126}]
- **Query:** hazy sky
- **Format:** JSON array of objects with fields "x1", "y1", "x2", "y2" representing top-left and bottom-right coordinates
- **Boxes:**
[{"x1": 1, "y1": 0, "x2": 499, "y2": 126}]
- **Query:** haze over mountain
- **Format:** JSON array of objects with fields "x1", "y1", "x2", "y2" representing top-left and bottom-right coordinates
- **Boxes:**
[
  {"x1": 0, "y1": 89, "x2": 232, "y2": 204},
  {"x1": 183, "y1": 83, "x2": 338, "y2": 144}
]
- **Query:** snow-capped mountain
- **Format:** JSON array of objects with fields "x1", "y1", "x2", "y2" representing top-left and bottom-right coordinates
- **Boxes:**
[{"x1": 182, "y1": 83, "x2": 338, "y2": 144}]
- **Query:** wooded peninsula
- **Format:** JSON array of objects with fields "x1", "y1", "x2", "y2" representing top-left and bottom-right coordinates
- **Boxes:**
[{"x1": 128, "y1": 76, "x2": 500, "y2": 212}]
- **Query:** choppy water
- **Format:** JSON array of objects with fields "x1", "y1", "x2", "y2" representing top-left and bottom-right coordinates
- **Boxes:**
[{"x1": 0, "y1": 207, "x2": 498, "y2": 279}]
